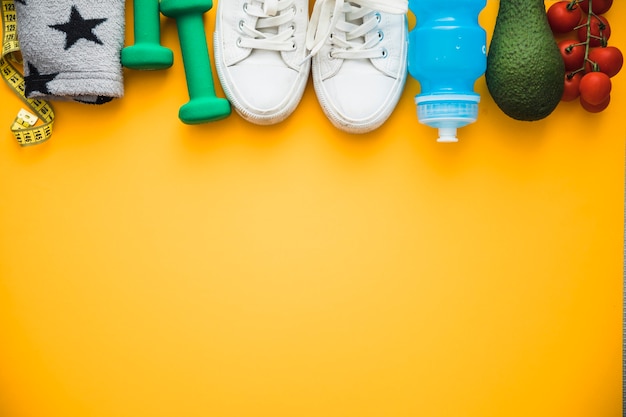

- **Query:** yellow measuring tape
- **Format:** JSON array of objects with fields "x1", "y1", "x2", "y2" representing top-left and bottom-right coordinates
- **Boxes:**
[{"x1": 1, "y1": 0, "x2": 54, "y2": 146}]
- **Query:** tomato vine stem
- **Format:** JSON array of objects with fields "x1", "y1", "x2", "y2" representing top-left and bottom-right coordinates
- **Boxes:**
[{"x1": 567, "y1": 0, "x2": 604, "y2": 77}]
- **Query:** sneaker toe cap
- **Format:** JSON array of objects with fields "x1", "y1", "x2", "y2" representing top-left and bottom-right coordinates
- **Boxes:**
[
  {"x1": 321, "y1": 72, "x2": 398, "y2": 124},
  {"x1": 228, "y1": 66, "x2": 300, "y2": 114}
]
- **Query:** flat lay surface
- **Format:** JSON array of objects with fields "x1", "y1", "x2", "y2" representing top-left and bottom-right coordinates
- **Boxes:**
[{"x1": 0, "y1": 1, "x2": 622, "y2": 416}]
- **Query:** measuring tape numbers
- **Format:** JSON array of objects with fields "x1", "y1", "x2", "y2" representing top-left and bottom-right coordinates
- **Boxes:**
[{"x1": 1, "y1": 0, "x2": 54, "y2": 146}]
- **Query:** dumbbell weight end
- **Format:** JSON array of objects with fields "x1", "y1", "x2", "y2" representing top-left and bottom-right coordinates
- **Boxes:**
[
  {"x1": 122, "y1": 44, "x2": 173, "y2": 70},
  {"x1": 179, "y1": 97, "x2": 231, "y2": 124}
]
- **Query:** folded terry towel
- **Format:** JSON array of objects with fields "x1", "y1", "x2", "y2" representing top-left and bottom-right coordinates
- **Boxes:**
[{"x1": 15, "y1": 0, "x2": 124, "y2": 104}]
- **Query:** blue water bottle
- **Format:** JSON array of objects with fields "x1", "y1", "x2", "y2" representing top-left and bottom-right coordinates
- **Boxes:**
[{"x1": 408, "y1": 0, "x2": 487, "y2": 142}]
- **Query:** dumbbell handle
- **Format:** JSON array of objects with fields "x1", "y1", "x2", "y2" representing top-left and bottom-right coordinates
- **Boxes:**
[
  {"x1": 134, "y1": 0, "x2": 160, "y2": 43},
  {"x1": 176, "y1": 14, "x2": 217, "y2": 101}
]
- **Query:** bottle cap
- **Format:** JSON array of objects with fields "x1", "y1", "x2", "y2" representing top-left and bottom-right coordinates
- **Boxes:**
[
  {"x1": 437, "y1": 127, "x2": 458, "y2": 143},
  {"x1": 415, "y1": 94, "x2": 480, "y2": 142}
]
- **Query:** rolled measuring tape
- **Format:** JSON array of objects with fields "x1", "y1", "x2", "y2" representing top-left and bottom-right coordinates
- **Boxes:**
[{"x1": 1, "y1": 0, "x2": 54, "y2": 146}]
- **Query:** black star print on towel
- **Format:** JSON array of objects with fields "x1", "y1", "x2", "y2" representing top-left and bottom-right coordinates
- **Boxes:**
[
  {"x1": 49, "y1": 5, "x2": 107, "y2": 50},
  {"x1": 75, "y1": 96, "x2": 114, "y2": 105},
  {"x1": 24, "y1": 62, "x2": 58, "y2": 96}
]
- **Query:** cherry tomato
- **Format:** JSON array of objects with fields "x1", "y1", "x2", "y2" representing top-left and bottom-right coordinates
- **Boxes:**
[
  {"x1": 562, "y1": 72, "x2": 583, "y2": 101},
  {"x1": 579, "y1": 71, "x2": 612, "y2": 105},
  {"x1": 586, "y1": 46, "x2": 624, "y2": 77},
  {"x1": 578, "y1": 15, "x2": 611, "y2": 47},
  {"x1": 547, "y1": 1, "x2": 583, "y2": 33},
  {"x1": 558, "y1": 39, "x2": 585, "y2": 71},
  {"x1": 578, "y1": 0, "x2": 613, "y2": 15},
  {"x1": 580, "y1": 94, "x2": 610, "y2": 113}
]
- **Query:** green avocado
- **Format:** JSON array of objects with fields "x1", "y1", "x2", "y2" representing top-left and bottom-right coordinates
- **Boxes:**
[{"x1": 486, "y1": 0, "x2": 564, "y2": 121}]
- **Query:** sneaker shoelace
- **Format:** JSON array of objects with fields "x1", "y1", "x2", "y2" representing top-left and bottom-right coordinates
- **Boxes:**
[
  {"x1": 305, "y1": 0, "x2": 408, "y2": 60},
  {"x1": 238, "y1": 0, "x2": 298, "y2": 52}
]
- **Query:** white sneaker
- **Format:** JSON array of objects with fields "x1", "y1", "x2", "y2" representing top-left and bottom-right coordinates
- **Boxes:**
[
  {"x1": 306, "y1": 0, "x2": 408, "y2": 133},
  {"x1": 214, "y1": 0, "x2": 310, "y2": 125}
]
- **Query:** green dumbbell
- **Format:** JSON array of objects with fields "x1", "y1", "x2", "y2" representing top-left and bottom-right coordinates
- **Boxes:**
[
  {"x1": 122, "y1": 0, "x2": 174, "y2": 70},
  {"x1": 160, "y1": 0, "x2": 231, "y2": 124}
]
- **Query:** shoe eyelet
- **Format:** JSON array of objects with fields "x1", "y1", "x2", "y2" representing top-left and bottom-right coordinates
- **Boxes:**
[
  {"x1": 381, "y1": 48, "x2": 388, "y2": 58},
  {"x1": 291, "y1": 41, "x2": 297, "y2": 50},
  {"x1": 377, "y1": 30, "x2": 384, "y2": 41},
  {"x1": 289, "y1": 23, "x2": 296, "y2": 32},
  {"x1": 236, "y1": 37, "x2": 243, "y2": 47},
  {"x1": 328, "y1": 50, "x2": 335, "y2": 59},
  {"x1": 238, "y1": 20, "x2": 245, "y2": 31},
  {"x1": 243, "y1": 2, "x2": 248, "y2": 12},
  {"x1": 291, "y1": 5, "x2": 297, "y2": 15},
  {"x1": 329, "y1": 32, "x2": 334, "y2": 41},
  {"x1": 375, "y1": 12, "x2": 381, "y2": 23}
]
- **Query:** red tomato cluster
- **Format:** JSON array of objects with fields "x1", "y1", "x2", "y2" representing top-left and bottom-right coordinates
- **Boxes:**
[{"x1": 547, "y1": 0, "x2": 622, "y2": 112}]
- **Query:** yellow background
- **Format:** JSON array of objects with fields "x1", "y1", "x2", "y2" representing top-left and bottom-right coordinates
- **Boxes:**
[{"x1": 0, "y1": 1, "x2": 622, "y2": 416}]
